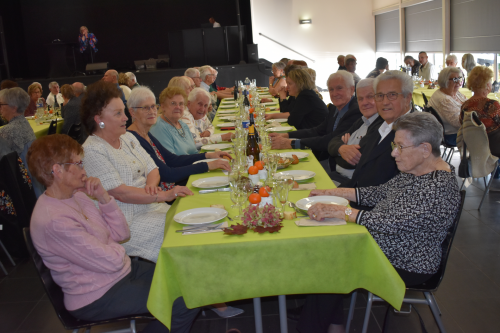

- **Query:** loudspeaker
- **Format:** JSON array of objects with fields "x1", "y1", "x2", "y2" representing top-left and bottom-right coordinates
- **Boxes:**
[
  {"x1": 247, "y1": 44, "x2": 258, "y2": 63},
  {"x1": 86, "y1": 62, "x2": 108, "y2": 74}
]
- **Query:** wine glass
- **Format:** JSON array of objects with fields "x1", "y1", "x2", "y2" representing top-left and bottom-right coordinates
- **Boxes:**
[{"x1": 277, "y1": 174, "x2": 294, "y2": 206}]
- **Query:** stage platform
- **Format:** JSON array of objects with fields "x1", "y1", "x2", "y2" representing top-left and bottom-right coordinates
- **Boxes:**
[{"x1": 15, "y1": 60, "x2": 272, "y2": 101}]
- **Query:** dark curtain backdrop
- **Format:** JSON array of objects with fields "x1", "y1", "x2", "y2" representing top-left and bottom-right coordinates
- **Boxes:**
[{"x1": 3, "y1": 0, "x2": 252, "y2": 79}]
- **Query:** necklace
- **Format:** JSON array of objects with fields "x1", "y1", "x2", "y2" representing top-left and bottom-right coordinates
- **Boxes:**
[{"x1": 163, "y1": 114, "x2": 186, "y2": 138}]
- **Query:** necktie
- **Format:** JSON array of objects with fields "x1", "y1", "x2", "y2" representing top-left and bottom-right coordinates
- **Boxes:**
[{"x1": 53, "y1": 95, "x2": 59, "y2": 108}]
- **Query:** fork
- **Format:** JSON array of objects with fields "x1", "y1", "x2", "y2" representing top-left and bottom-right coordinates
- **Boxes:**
[
  {"x1": 288, "y1": 202, "x2": 308, "y2": 217},
  {"x1": 176, "y1": 222, "x2": 223, "y2": 233}
]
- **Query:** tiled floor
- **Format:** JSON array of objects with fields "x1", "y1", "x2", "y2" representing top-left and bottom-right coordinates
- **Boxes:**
[{"x1": 1, "y1": 153, "x2": 500, "y2": 333}]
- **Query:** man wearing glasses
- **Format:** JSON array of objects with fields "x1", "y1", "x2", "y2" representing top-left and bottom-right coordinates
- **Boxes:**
[
  {"x1": 185, "y1": 68, "x2": 202, "y2": 88},
  {"x1": 339, "y1": 70, "x2": 414, "y2": 201}
]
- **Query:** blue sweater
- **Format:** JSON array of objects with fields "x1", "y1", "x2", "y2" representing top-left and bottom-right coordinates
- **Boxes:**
[{"x1": 128, "y1": 130, "x2": 208, "y2": 183}]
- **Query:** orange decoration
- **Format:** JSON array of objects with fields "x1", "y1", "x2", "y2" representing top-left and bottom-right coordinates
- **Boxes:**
[
  {"x1": 258, "y1": 187, "x2": 270, "y2": 197},
  {"x1": 249, "y1": 193, "x2": 261, "y2": 204},
  {"x1": 248, "y1": 166, "x2": 259, "y2": 175},
  {"x1": 249, "y1": 107, "x2": 255, "y2": 113},
  {"x1": 254, "y1": 161, "x2": 264, "y2": 170}
]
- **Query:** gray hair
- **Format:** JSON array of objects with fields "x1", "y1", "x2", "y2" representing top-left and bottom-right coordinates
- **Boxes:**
[
  {"x1": 125, "y1": 72, "x2": 136, "y2": 81},
  {"x1": 199, "y1": 66, "x2": 213, "y2": 81},
  {"x1": 0, "y1": 87, "x2": 30, "y2": 114},
  {"x1": 404, "y1": 55, "x2": 414, "y2": 62},
  {"x1": 127, "y1": 86, "x2": 156, "y2": 110},
  {"x1": 303, "y1": 68, "x2": 316, "y2": 83},
  {"x1": 272, "y1": 62, "x2": 286, "y2": 71},
  {"x1": 184, "y1": 68, "x2": 200, "y2": 78},
  {"x1": 374, "y1": 70, "x2": 413, "y2": 97},
  {"x1": 393, "y1": 112, "x2": 443, "y2": 157},
  {"x1": 462, "y1": 54, "x2": 476, "y2": 72},
  {"x1": 446, "y1": 54, "x2": 458, "y2": 65},
  {"x1": 188, "y1": 87, "x2": 211, "y2": 103},
  {"x1": 437, "y1": 67, "x2": 462, "y2": 89},
  {"x1": 327, "y1": 70, "x2": 355, "y2": 90},
  {"x1": 48, "y1": 81, "x2": 59, "y2": 89},
  {"x1": 356, "y1": 78, "x2": 375, "y2": 91},
  {"x1": 337, "y1": 55, "x2": 345, "y2": 61}
]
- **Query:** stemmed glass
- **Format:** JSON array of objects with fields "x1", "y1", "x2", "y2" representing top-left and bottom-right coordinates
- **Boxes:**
[{"x1": 277, "y1": 174, "x2": 294, "y2": 207}]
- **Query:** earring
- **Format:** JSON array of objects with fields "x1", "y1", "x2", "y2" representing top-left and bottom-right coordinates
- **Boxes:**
[{"x1": 99, "y1": 122, "x2": 105, "y2": 129}]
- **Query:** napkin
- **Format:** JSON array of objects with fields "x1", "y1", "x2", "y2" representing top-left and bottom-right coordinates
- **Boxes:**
[
  {"x1": 182, "y1": 222, "x2": 229, "y2": 235},
  {"x1": 295, "y1": 218, "x2": 346, "y2": 226},
  {"x1": 292, "y1": 183, "x2": 317, "y2": 191}
]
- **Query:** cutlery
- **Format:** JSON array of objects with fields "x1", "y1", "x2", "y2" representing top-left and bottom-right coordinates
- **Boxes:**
[
  {"x1": 289, "y1": 201, "x2": 308, "y2": 216},
  {"x1": 199, "y1": 188, "x2": 231, "y2": 194},
  {"x1": 176, "y1": 222, "x2": 224, "y2": 233},
  {"x1": 227, "y1": 214, "x2": 233, "y2": 221}
]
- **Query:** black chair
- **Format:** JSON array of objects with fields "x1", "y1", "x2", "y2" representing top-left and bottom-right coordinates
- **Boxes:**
[
  {"x1": 346, "y1": 190, "x2": 466, "y2": 333},
  {"x1": 47, "y1": 119, "x2": 58, "y2": 135},
  {"x1": 421, "y1": 92, "x2": 429, "y2": 106},
  {"x1": 67, "y1": 123, "x2": 84, "y2": 144},
  {"x1": 23, "y1": 228, "x2": 153, "y2": 333},
  {"x1": 423, "y1": 106, "x2": 457, "y2": 163}
]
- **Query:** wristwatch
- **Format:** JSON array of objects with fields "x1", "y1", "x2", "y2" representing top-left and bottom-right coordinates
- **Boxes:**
[{"x1": 345, "y1": 207, "x2": 352, "y2": 222}]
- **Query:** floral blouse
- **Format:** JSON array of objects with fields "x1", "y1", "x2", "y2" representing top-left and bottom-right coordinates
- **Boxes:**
[
  {"x1": 460, "y1": 97, "x2": 500, "y2": 134},
  {"x1": 150, "y1": 141, "x2": 175, "y2": 190},
  {"x1": 181, "y1": 110, "x2": 222, "y2": 149}
]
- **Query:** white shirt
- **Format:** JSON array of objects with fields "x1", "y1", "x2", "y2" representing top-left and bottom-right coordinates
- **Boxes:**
[
  {"x1": 46, "y1": 93, "x2": 64, "y2": 106},
  {"x1": 120, "y1": 85, "x2": 132, "y2": 101},
  {"x1": 420, "y1": 62, "x2": 438, "y2": 81},
  {"x1": 180, "y1": 109, "x2": 222, "y2": 149},
  {"x1": 200, "y1": 81, "x2": 211, "y2": 92},
  {"x1": 213, "y1": 21, "x2": 221, "y2": 28},
  {"x1": 378, "y1": 109, "x2": 411, "y2": 143}
]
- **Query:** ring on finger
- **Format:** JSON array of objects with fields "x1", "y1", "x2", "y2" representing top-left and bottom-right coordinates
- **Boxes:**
[{"x1": 313, "y1": 214, "x2": 317, "y2": 218}]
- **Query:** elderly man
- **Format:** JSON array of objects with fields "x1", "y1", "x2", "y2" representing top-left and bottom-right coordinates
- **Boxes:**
[
  {"x1": 199, "y1": 66, "x2": 215, "y2": 92},
  {"x1": 327, "y1": 78, "x2": 383, "y2": 184},
  {"x1": 418, "y1": 51, "x2": 438, "y2": 81},
  {"x1": 46, "y1": 81, "x2": 64, "y2": 107},
  {"x1": 72, "y1": 82, "x2": 85, "y2": 97},
  {"x1": 404, "y1": 56, "x2": 421, "y2": 77},
  {"x1": 446, "y1": 54, "x2": 465, "y2": 87},
  {"x1": 337, "y1": 55, "x2": 346, "y2": 70},
  {"x1": 270, "y1": 70, "x2": 362, "y2": 171},
  {"x1": 366, "y1": 57, "x2": 389, "y2": 78},
  {"x1": 185, "y1": 68, "x2": 202, "y2": 88},
  {"x1": 340, "y1": 70, "x2": 413, "y2": 194},
  {"x1": 102, "y1": 69, "x2": 132, "y2": 126},
  {"x1": 345, "y1": 58, "x2": 361, "y2": 85},
  {"x1": 181, "y1": 88, "x2": 233, "y2": 149},
  {"x1": 125, "y1": 72, "x2": 140, "y2": 89}
]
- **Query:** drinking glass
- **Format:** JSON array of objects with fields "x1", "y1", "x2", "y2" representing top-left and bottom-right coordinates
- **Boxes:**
[
  {"x1": 276, "y1": 179, "x2": 291, "y2": 218},
  {"x1": 277, "y1": 174, "x2": 294, "y2": 206}
]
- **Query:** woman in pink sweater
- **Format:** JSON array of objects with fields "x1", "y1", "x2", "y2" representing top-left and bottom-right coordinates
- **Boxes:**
[{"x1": 27, "y1": 134, "x2": 199, "y2": 333}]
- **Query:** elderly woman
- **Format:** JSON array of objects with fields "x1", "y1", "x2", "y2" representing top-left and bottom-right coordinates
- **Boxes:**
[
  {"x1": 265, "y1": 68, "x2": 328, "y2": 130},
  {"x1": 0, "y1": 88, "x2": 36, "y2": 154},
  {"x1": 268, "y1": 62, "x2": 286, "y2": 96},
  {"x1": 181, "y1": 88, "x2": 233, "y2": 148},
  {"x1": 462, "y1": 53, "x2": 476, "y2": 77},
  {"x1": 127, "y1": 86, "x2": 231, "y2": 189},
  {"x1": 296, "y1": 112, "x2": 461, "y2": 333},
  {"x1": 150, "y1": 87, "x2": 198, "y2": 155},
  {"x1": 460, "y1": 66, "x2": 500, "y2": 157},
  {"x1": 118, "y1": 73, "x2": 132, "y2": 100},
  {"x1": 27, "y1": 134, "x2": 199, "y2": 333},
  {"x1": 168, "y1": 76, "x2": 195, "y2": 97},
  {"x1": 428, "y1": 67, "x2": 467, "y2": 146},
  {"x1": 24, "y1": 83, "x2": 45, "y2": 116},
  {"x1": 81, "y1": 81, "x2": 193, "y2": 263}
]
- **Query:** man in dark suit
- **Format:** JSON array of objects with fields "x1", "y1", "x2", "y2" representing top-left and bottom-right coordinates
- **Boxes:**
[
  {"x1": 340, "y1": 70, "x2": 414, "y2": 193},
  {"x1": 269, "y1": 71, "x2": 362, "y2": 171}
]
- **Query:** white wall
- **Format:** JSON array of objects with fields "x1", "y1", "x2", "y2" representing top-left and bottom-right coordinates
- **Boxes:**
[
  {"x1": 250, "y1": 0, "x2": 376, "y2": 103},
  {"x1": 373, "y1": 0, "x2": 399, "y2": 12}
]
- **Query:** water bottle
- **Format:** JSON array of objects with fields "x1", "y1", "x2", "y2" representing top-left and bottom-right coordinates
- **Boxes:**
[
  {"x1": 36, "y1": 98, "x2": 44, "y2": 116},
  {"x1": 244, "y1": 77, "x2": 250, "y2": 88},
  {"x1": 407, "y1": 65, "x2": 412, "y2": 76}
]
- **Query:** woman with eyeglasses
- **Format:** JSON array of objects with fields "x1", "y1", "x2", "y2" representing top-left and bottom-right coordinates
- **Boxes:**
[
  {"x1": 293, "y1": 112, "x2": 461, "y2": 333},
  {"x1": 27, "y1": 134, "x2": 200, "y2": 333},
  {"x1": 428, "y1": 67, "x2": 467, "y2": 146},
  {"x1": 127, "y1": 86, "x2": 231, "y2": 190},
  {"x1": 81, "y1": 81, "x2": 193, "y2": 263}
]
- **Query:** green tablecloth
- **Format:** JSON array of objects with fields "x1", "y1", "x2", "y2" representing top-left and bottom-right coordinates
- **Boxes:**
[
  {"x1": 412, "y1": 86, "x2": 497, "y2": 107},
  {"x1": 147, "y1": 101, "x2": 405, "y2": 329},
  {"x1": 28, "y1": 118, "x2": 64, "y2": 138}
]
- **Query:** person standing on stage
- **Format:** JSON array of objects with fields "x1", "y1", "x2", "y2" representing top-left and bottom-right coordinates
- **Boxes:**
[
  {"x1": 78, "y1": 26, "x2": 98, "y2": 70},
  {"x1": 209, "y1": 17, "x2": 221, "y2": 27}
]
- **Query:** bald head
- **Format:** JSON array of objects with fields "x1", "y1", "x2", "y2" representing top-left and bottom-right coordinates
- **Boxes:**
[
  {"x1": 103, "y1": 70, "x2": 119, "y2": 83},
  {"x1": 72, "y1": 82, "x2": 85, "y2": 97}
]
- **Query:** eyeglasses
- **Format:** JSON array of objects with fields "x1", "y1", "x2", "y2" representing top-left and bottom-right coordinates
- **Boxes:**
[
  {"x1": 133, "y1": 105, "x2": 157, "y2": 113},
  {"x1": 169, "y1": 101, "x2": 184, "y2": 107},
  {"x1": 374, "y1": 92, "x2": 403, "y2": 102},
  {"x1": 0, "y1": 103, "x2": 10, "y2": 107},
  {"x1": 391, "y1": 142, "x2": 422, "y2": 152},
  {"x1": 449, "y1": 77, "x2": 464, "y2": 83},
  {"x1": 51, "y1": 161, "x2": 84, "y2": 173}
]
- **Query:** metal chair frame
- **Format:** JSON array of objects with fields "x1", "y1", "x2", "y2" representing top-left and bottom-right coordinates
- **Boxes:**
[{"x1": 0, "y1": 229, "x2": 16, "y2": 275}]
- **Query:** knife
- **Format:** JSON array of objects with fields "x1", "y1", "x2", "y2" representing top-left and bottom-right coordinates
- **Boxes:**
[{"x1": 199, "y1": 188, "x2": 231, "y2": 194}]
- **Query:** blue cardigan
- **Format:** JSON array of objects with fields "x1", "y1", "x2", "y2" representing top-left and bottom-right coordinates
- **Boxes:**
[{"x1": 128, "y1": 130, "x2": 209, "y2": 183}]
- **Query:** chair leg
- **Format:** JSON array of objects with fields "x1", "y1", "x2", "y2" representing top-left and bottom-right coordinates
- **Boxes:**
[
  {"x1": 0, "y1": 259, "x2": 7, "y2": 275},
  {"x1": 0, "y1": 239, "x2": 15, "y2": 266},
  {"x1": 479, "y1": 169, "x2": 496, "y2": 210},
  {"x1": 460, "y1": 178, "x2": 466, "y2": 190},
  {"x1": 432, "y1": 292, "x2": 442, "y2": 315},
  {"x1": 346, "y1": 291, "x2": 357, "y2": 333},
  {"x1": 424, "y1": 292, "x2": 447, "y2": 333},
  {"x1": 361, "y1": 292, "x2": 374, "y2": 333},
  {"x1": 130, "y1": 319, "x2": 136, "y2": 333}
]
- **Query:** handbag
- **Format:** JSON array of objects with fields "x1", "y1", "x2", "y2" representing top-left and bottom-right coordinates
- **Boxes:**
[{"x1": 458, "y1": 139, "x2": 471, "y2": 178}]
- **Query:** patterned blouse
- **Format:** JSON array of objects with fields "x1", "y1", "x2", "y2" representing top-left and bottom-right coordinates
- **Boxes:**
[
  {"x1": 428, "y1": 90, "x2": 467, "y2": 134},
  {"x1": 78, "y1": 33, "x2": 98, "y2": 53},
  {"x1": 460, "y1": 98, "x2": 500, "y2": 134},
  {"x1": 181, "y1": 109, "x2": 222, "y2": 149},
  {"x1": 0, "y1": 115, "x2": 36, "y2": 154},
  {"x1": 150, "y1": 141, "x2": 175, "y2": 190},
  {"x1": 354, "y1": 166, "x2": 461, "y2": 274}
]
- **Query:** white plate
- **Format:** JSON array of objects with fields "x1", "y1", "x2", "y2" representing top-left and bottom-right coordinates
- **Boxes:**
[
  {"x1": 295, "y1": 196, "x2": 349, "y2": 211},
  {"x1": 174, "y1": 207, "x2": 228, "y2": 225},
  {"x1": 193, "y1": 158, "x2": 224, "y2": 165},
  {"x1": 268, "y1": 126, "x2": 293, "y2": 132},
  {"x1": 217, "y1": 123, "x2": 235, "y2": 127},
  {"x1": 267, "y1": 119, "x2": 288, "y2": 123},
  {"x1": 260, "y1": 95, "x2": 273, "y2": 98},
  {"x1": 222, "y1": 98, "x2": 234, "y2": 101},
  {"x1": 264, "y1": 106, "x2": 279, "y2": 111},
  {"x1": 25, "y1": 116, "x2": 35, "y2": 120},
  {"x1": 201, "y1": 143, "x2": 233, "y2": 150},
  {"x1": 274, "y1": 170, "x2": 316, "y2": 181},
  {"x1": 278, "y1": 152, "x2": 309, "y2": 159},
  {"x1": 257, "y1": 88, "x2": 269, "y2": 91},
  {"x1": 221, "y1": 100, "x2": 236, "y2": 104},
  {"x1": 220, "y1": 116, "x2": 236, "y2": 121},
  {"x1": 219, "y1": 105, "x2": 237, "y2": 109},
  {"x1": 191, "y1": 176, "x2": 230, "y2": 188},
  {"x1": 262, "y1": 102, "x2": 278, "y2": 106}
]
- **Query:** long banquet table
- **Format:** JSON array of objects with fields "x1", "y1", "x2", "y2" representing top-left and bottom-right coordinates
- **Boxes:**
[
  {"x1": 29, "y1": 118, "x2": 64, "y2": 138},
  {"x1": 412, "y1": 86, "x2": 498, "y2": 107},
  {"x1": 147, "y1": 97, "x2": 405, "y2": 332}
]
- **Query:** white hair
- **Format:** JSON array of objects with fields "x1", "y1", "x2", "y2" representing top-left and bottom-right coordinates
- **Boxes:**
[
  {"x1": 127, "y1": 86, "x2": 155, "y2": 110},
  {"x1": 327, "y1": 70, "x2": 355, "y2": 90},
  {"x1": 356, "y1": 78, "x2": 375, "y2": 91},
  {"x1": 199, "y1": 66, "x2": 213, "y2": 81},
  {"x1": 48, "y1": 81, "x2": 59, "y2": 89},
  {"x1": 125, "y1": 72, "x2": 136, "y2": 81},
  {"x1": 437, "y1": 67, "x2": 462, "y2": 89},
  {"x1": 373, "y1": 70, "x2": 414, "y2": 97},
  {"x1": 345, "y1": 54, "x2": 356, "y2": 61},
  {"x1": 446, "y1": 54, "x2": 458, "y2": 64},
  {"x1": 184, "y1": 68, "x2": 200, "y2": 78},
  {"x1": 188, "y1": 87, "x2": 211, "y2": 103}
]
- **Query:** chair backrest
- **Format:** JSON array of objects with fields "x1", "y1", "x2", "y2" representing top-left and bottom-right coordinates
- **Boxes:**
[
  {"x1": 411, "y1": 190, "x2": 466, "y2": 291},
  {"x1": 421, "y1": 92, "x2": 429, "y2": 106},
  {"x1": 423, "y1": 105, "x2": 447, "y2": 145},
  {"x1": 47, "y1": 119, "x2": 58, "y2": 135},
  {"x1": 23, "y1": 228, "x2": 82, "y2": 330},
  {"x1": 67, "y1": 123, "x2": 83, "y2": 143}
]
